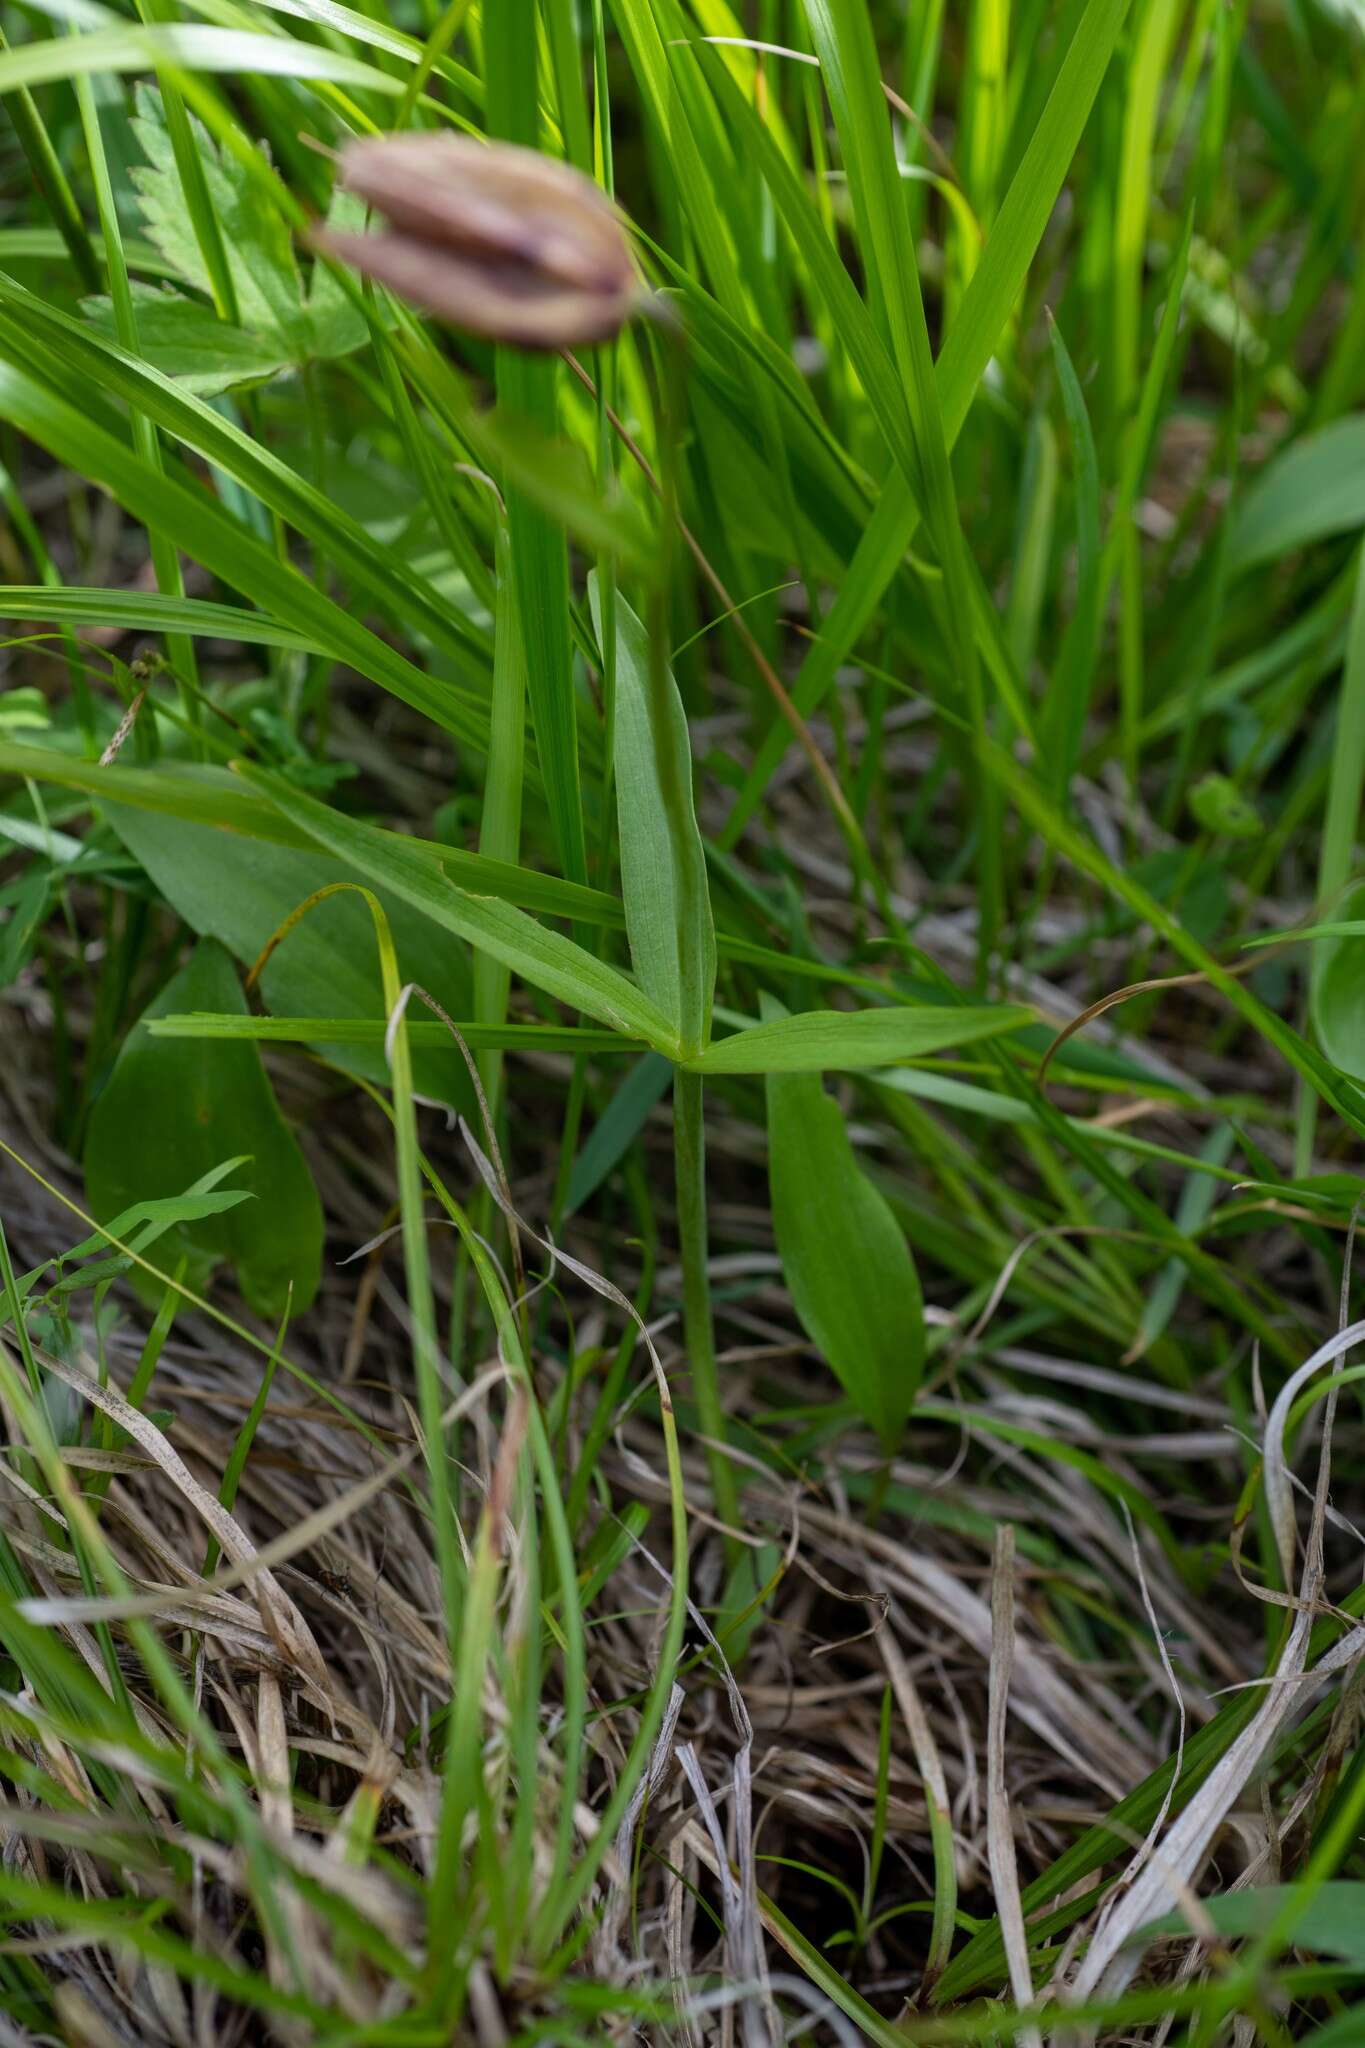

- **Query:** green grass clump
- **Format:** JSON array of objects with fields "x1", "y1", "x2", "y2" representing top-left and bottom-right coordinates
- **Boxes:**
[{"x1": 2, "y1": 2, "x2": 1365, "y2": 2042}]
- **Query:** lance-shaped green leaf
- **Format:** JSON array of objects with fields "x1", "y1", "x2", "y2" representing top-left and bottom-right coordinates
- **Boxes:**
[
  {"x1": 686, "y1": 1002, "x2": 1033, "y2": 1075},
  {"x1": 592, "y1": 574, "x2": 715, "y2": 1057},
  {"x1": 765, "y1": 1003, "x2": 923, "y2": 1445},
  {"x1": 1228, "y1": 415, "x2": 1365, "y2": 578},
  {"x1": 1140, "y1": 1883, "x2": 1365, "y2": 1965},
  {"x1": 235, "y1": 764, "x2": 678, "y2": 1052}
]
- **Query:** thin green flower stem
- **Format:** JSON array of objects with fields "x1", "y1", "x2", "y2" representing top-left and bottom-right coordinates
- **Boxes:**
[{"x1": 673, "y1": 1065, "x2": 739, "y2": 1545}]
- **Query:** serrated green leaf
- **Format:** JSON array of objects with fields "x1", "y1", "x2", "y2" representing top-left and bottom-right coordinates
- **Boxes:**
[
  {"x1": 81, "y1": 281, "x2": 289, "y2": 395},
  {"x1": 300, "y1": 184, "x2": 370, "y2": 360},
  {"x1": 130, "y1": 83, "x2": 305, "y2": 349}
]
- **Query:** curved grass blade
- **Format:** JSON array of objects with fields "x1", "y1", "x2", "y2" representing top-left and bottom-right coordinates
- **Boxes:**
[
  {"x1": 716, "y1": 0, "x2": 1134, "y2": 846},
  {"x1": 0, "y1": 746, "x2": 622, "y2": 925},
  {"x1": 0, "y1": 359, "x2": 487, "y2": 749}
]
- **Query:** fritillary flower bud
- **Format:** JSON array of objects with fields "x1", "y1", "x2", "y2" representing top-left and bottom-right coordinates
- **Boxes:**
[{"x1": 320, "y1": 133, "x2": 639, "y2": 350}]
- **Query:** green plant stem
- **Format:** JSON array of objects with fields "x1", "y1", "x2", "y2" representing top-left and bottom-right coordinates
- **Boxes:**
[{"x1": 672, "y1": 1065, "x2": 738, "y2": 1547}]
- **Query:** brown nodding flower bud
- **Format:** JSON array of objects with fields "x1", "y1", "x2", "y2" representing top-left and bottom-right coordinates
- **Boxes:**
[{"x1": 319, "y1": 133, "x2": 640, "y2": 350}]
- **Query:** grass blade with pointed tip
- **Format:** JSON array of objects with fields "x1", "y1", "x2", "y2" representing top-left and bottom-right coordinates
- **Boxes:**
[
  {"x1": 592, "y1": 573, "x2": 715, "y2": 1058},
  {"x1": 688, "y1": 1002, "x2": 1034, "y2": 1075},
  {"x1": 0, "y1": 587, "x2": 323, "y2": 652}
]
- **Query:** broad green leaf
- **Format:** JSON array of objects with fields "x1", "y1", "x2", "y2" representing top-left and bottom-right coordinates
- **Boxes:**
[
  {"x1": 235, "y1": 764, "x2": 677, "y2": 1051},
  {"x1": 81, "y1": 283, "x2": 289, "y2": 396},
  {"x1": 104, "y1": 804, "x2": 477, "y2": 1112},
  {"x1": 686, "y1": 1003, "x2": 1033, "y2": 1075},
  {"x1": 1311, "y1": 880, "x2": 1365, "y2": 1085},
  {"x1": 84, "y1": 939, "x2": 322, "y2": 1316},
  {"x1": 129, "y1": 82, "x2": 305, "y2": 348},
  {"x1": 767, "y1": 1020, "x2": 924, "y2": 1444},
  {"x1": 592, "y1": 575, "x2": 714, "y2": 1056},
  {"x1": 1140, "y1": 1883, "x2": 1365, "y2": 1964},
  {"x1": 1228, "y1": 416, "x2": 1365, "y2": 576}
]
